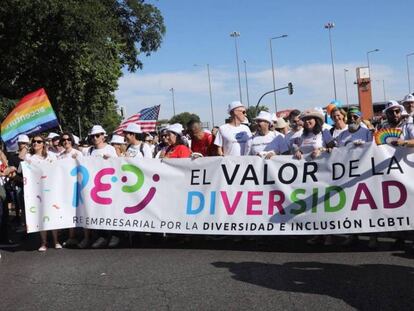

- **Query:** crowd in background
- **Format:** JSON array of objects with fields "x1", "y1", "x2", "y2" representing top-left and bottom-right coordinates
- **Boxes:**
[{"x1": 1, "y1": 92, "x2": 414, "y2": 253}]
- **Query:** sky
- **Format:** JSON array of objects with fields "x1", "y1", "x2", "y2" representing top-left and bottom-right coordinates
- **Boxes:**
[{"x1": 115, "y1": 0, "x2": 414, "y2": 126}]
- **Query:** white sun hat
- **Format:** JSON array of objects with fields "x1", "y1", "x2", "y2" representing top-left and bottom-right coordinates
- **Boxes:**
[
  {"x1": 254, "y1": 111, "x2": 273, "y2": 124},
  {"x1": 72, "y1": 134, "x2": 80, "y2": 145},
  {"x1": 402, "y1": 94, "x2": 414, "y2": 103},
  {"x1": 17, "y1": 134, "x2": 30, "y2": 143},
  {"x1": 89, "y1": 125, "x2": 106, "y2": 136},
  {"x1": 383, "y1": 100, "x2": 405, "y2": 114},
  {"x1": 167, "y1": 123, "x2": 184, "y2": 136},
  {"x1": 227, "y1": 101, "x2": 245, "y2": 114},
  {"x1": 110, "y1": 134, "x2": 126, "y2": 144},
  {"x1": 123, "y1": 123, "x2": 142, "y2": 134}
]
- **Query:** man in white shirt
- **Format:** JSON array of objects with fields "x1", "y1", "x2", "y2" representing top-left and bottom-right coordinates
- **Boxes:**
[
  {"x1": 402, "y1": 94, "x2": 414, "y2": 122},
  {"x1": 83, "y1": 125, "x2": 117, "y2": 159},
  {"x1": 214, "y1": 101, "x2": 252, "y2": 156},
  {"x1": 80, "y1": 125, "x2": 118, "y2": 249},
  {"x1": 250, "y1": 111, "x2": 288, "y2": 158},
  {"x1": 285, "y1": 109, "x2": 303, "y2": 153},
  {"x1": 123, "y1": 123, "x2": 153, "y2": 158},
  {"x1": 336, "y1": 107, "x2": 373, "y2": 147}
]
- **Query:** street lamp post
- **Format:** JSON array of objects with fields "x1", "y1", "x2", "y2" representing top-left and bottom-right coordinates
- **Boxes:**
[
  {"x1": 344, "y1": 68, "x2": 349, "y2": 106},
  {"x1": 269, "y1": 34, "x2": 288, "y2": 112},
  {"x1": 324, "y1": 22, "x2": 337, "y2": 100},
  {"x1": 367, "y1": 49, "x2": 379, "y2": 101},
  {"x1": 169, "y1": 88, "x2": 176, "y2": 116},
  {"x1": 367, "y1": 49, "x2": 380, "y2": 74},
  {"x1": 406, "y1": 52, "x2": 414, "y2": 93},
  {"x1": 230, "y1": 31, "x2": 243, "y2": 103},
  {"x1": 194, "y1": 64, "x2": 215, "y2": 127},
  {"x1": 243, "y1": 60, "x2": 250, "y2": 108}
]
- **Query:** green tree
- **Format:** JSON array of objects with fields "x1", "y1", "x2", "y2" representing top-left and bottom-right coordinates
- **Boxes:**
[
  {"x1": 0, "y1": 0, "x2": 165, "y2": 135},
  {"x1": 169, "y1": 113, "x2": 200, "y2": 128}
]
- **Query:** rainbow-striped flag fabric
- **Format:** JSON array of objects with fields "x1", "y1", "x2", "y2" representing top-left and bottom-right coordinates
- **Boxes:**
[{"x1": 1, "y1": 88, "x2": 59, "y2": 150}]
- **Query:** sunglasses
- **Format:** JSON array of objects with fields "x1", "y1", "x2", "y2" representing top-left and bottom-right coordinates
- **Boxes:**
[
  {"x1": 91, "y1": 133, "x2": 103, "y2": 139},
  {"x1": 237, "y1": 110, "x2": 247, "y2": 115},
  {"x1": 387, "y1": 109, "x2": 401, "y2": 115},
  {"x1": 348, "y1": 114, "x2": 360, "y2": 120},
  {"x1": 61, "y1": 138, "x2": 71, "y2": 142},
  {"x1": 32, "y1": 140, "x2": 44, "y2": 144},
  {"x1": 124, "y1": 132, "x2": 133, "y2": 136}
]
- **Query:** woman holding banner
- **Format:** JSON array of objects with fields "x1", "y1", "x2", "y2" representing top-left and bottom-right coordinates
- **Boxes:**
[
  {"x1": 26, "y1": 135, "x2": 61, "y2": 252},
  {"x1": 161, "y1": 123, "x2": 191, "y2": 158}
]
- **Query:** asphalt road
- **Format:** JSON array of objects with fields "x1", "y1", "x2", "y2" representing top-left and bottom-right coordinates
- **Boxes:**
[{"x1": 1, "y1": 234, "x2": 413, "y2": 311}]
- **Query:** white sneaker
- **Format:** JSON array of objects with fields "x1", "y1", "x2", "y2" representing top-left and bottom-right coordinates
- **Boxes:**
[
  {"x1": 92, "y1": 237, "x2": 107, "y2": 249},
  {"x1": 78, "y1": 238, "x2": 90, "y2": 249},
  {"x1": 108, "y1": 236, "x2": 120, "y2": 248}
]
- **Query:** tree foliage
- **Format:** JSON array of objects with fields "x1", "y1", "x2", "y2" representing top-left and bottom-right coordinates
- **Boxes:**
[
  {"x1": 169, "y1": 112, "x2": 200, "y2": 128},
  {"x1": 0, "y1": 0, "x2": 165, "y2": 135}
]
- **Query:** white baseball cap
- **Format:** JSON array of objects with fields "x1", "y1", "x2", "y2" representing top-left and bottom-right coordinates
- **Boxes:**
[
  {"x1": 123, "y1": 123, "x2": 142, "y2": 134},
  {"x1": 254, "y1": 111, "x2": 272, "y2": 124},
  {"x1": 89, "y1": 125, "x2": 106, "y2": 136},
  {"x1": 227, "y1": 101, "x2": 245, "y2": 114},
  {"x1": 47, "y1": 132, "x2": 59, "y2": 140},
  {"x1": 167, "y1": 123, "x2": 184, "y2": 136},
  {"x1": 402, "y1": 94, "x2": 414, "y2": 103},
  {"x1": 110, "y1": 135, "x2": 126, "y2": 144},
  {"x1": 17, "y1": 134, "x2": 30, "y2": 143}
]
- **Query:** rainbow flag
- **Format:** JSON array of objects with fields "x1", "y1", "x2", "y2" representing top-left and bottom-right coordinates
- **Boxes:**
[{"x1": 1, "y1": 88, "x2": 59, "y2": 150}]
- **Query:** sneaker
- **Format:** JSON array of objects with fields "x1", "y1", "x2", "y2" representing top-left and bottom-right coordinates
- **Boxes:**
[
  {"x1": 108, "y1": 236, "x2": 120, "y2": 248},
  {"x1": 307, "y1": 236, "x2": 321, "y2": 245},
  {"x1": 63, "y1": 238, "x2": 78, "y2": 248},
  {"x1": 342, "y1": 235, "x2": 358, "y2": 247},
  {"x1": 324, "y1": 235, "x2": 334, "y2": 246},
  {"x1": 55, "y1": 243, "x2": 63, "y2": 249},
  {"x1": 78, "y1": 238, "x2": 90, "y2": 249},
  {"x1": 92, "y1": 237, "x2": 107, "y2": 249},
  {"x1": 368, "y1": 237, "x2": 378, "y2": 249},
  {"x1": 38, "y1": 245, "x2": 47, "y2": 252},
  {"x1": 16, "y1": 225, "x2": 26, "y2": 233}
]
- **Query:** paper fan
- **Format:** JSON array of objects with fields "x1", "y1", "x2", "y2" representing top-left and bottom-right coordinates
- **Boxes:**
[{"x1": 374, "y1": 128, "x2": 402, "y2": 145}]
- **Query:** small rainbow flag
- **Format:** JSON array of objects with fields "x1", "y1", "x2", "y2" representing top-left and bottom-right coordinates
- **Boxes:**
[
  {"x1": 1, "y1": 88, "x2": 59, "y2": 150},
  {"x1": 374, "y1": 128, "x2": 402, "y2": 145}
]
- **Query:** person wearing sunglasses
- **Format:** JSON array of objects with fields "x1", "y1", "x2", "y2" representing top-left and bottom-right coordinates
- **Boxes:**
[
  {"x1": 58, "y1": 132, "x2": 83, "y2": 160},
  {"x1": 83, "y1": 125, "x2": 117, "y2": 159},
  {"x1": 335, "y1": 106, "x2": 373, "y2": 147},
  {"x1": 250, "y1": 111, "x2": 289, "y2": 159},
  {"x1": 380, "y1": 100, "x2": 414, "y2": 147},
  {"x1": 154, "y1": 128, "x2": 169, "y2": 158},
  {"x1": 25, "y1": 135, "x2": 61, "y2": 251},
  {"x1": 214, "y1": 101, "x2": 252, "y2": 156},
  {"x1": 46, "y1": 132, "x2": 63, "y2": 157},
  {"x1": 78, "y1": 125, "x2": 117, "y2": 249},
  {"x1": 123, "y1": 123, "x2": 152, "y2": 158}
]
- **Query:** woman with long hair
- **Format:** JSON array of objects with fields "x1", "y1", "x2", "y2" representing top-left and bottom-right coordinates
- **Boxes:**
[
  {"x1": 27, "y1": 135, "x2": 61, "y2": 251},
  {"x1": 293, "y1": 109, "x2": 334, "y2": 160},
  {"x1": 162, "y1": 124, "x2": 192, "y2": 159}
]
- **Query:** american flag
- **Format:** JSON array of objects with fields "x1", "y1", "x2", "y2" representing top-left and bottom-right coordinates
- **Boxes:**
[{"x1": 114, "y1": 105, "x2": 160, "y2": 135}]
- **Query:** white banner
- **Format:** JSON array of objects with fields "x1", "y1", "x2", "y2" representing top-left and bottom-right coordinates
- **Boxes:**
[{"x1": 23, "y1": 143, "x2": 414, "y2": 235}]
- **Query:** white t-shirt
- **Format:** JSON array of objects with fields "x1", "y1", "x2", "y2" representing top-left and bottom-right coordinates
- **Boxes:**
[
  {"x1": 331, "y1": 125, "x2": 348, "y2": 139},
  {"x1": 83, "y1": 144, "x2": 117, "y2": 158},
  {"x1": 214, "y1": 123, "x2": 252, "y2": 156},
  {"x1": 25, "y1": 154, "x2": 55, "y2": 163},
  {"x1": 125, "y1": 142, "x2": 153, "y2": 158},
  {"x1": 294, "y1": 129, "x2": 333, "y2": 154},
  {"x1": 250, "y1": 131, "x2": 289, "y2": 155},
  {"x1": 285, "y1": 128, "x2": 303, "y2": 153},
  {"x1": 336, "y1": 127, "x2": 373, "y2": 146},
  {"x1": 58, "y1": 148, "x2": 83, "y2": 160}
]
